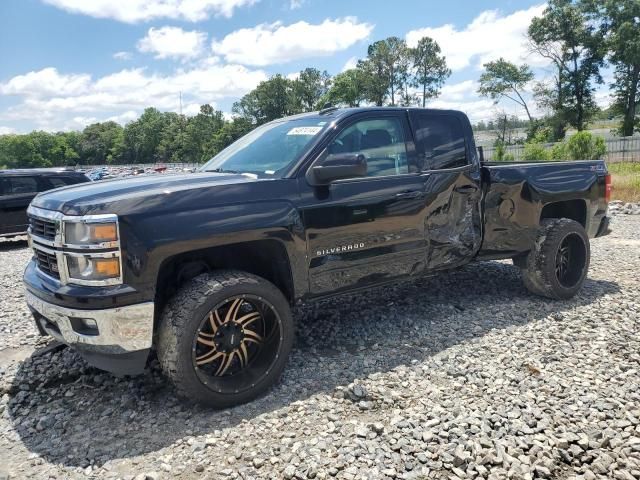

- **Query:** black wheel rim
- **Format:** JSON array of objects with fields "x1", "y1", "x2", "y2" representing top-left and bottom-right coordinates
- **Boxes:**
[
  {"x1": 554, "y1": 233, "x2": 587, "y2": 288},
  {"x1": 192, "y1": 295, "x2": 283, "y2": 395}
]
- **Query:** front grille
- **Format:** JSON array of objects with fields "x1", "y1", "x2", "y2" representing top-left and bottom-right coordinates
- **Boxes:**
[
  {"x1": 34, "y1": 247, "x2": 60, "y2": 279},
  {"x1": 29, "y1": 216, "x2": 57, "y2": 241}
]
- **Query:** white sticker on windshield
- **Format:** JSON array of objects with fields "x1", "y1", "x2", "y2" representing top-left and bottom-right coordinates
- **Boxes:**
[{"x1": 287, "y1": 126, "x2": 323, "y2": 136}]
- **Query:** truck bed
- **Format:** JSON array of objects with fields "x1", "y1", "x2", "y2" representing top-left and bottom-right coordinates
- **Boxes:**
[{"x1": 478, "y1": 159, "x2": 609, "y2": 259}]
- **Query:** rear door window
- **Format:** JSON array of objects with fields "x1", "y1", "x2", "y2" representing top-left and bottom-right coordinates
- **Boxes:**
[
  {"x1": 413, "y1": 114, "x2": 468, "y2": 170},
  {"x1": 6, "y1": 176, "x2": 39, "y2": 194}
]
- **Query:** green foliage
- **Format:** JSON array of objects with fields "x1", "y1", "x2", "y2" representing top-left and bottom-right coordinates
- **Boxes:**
[
  {"x1": 410, "y1": 37, "x2": 450, "y2": 107},
  {"x1": 492, "y1": 141, "x2": 515, "y2": 161},
  {"x1": 551, "y1": 142, "x2": 569, "y2": 160},
  {"x1": 564, "y1": 131, "x2": 607, "y2": 160},
  {"x1": 528, "y1": 0, "x2": 605, "y2": 132},
  {"x1": 592, "y1": 0, "x2": 640, "y2": 136},
  {"x1": 523, "y1": 142, "x2": 552, "y2": 161},
  {"x1": 293, "y1": 68, "x2": 331, "y2": 112},
  {"x1": 526, "y1": 120, "x2": 554, "y2": 143},
  {"x1": 324, "y1": 69, "x2": 367, "y2": 107},
  {"x1": 233, "y1": 74, "x2": 299, "y2": 126},
  {"x1": 516, "y1": 131, "x2": 606, "y2": 163},
  {"x1": 0, "y1": 103, "x2": 246, "y2": 168},
  {"x1": 478, "y1": 58, "x2": 534, "y2": 121}
]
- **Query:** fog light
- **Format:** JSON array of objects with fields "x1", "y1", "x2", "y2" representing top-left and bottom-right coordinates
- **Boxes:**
[{"x1": 69, "y1": 317, "x2": 99, "y2": 335}]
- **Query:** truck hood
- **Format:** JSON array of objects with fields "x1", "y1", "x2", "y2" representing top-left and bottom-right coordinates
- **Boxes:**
[{"x1": 31, "y1": 172, "x2": 268, "y2": 216}]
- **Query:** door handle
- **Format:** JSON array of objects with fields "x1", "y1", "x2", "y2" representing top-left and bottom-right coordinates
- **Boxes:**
[
  {"x1": 396, "y1": 190, "x2": 424, "y2": 200},
  {"x1": 454, "y1": 185, "x2": 479, "y2": 194}
]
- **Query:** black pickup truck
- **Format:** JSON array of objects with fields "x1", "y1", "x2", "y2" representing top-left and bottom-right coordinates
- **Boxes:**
[{"x1": 23, "y1": 107, "x2": 611, "y2": 407}]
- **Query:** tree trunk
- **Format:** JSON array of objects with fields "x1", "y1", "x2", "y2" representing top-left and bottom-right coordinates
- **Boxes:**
[
  {"x1": 422, "y1": 84, "x2": 427, "y2": 108},
  {"x1": 622, "y1": 65, "x2": 640, "y2": 137}
]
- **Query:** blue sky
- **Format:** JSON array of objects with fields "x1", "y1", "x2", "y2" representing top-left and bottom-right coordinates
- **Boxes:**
[{"x1": 0, "y1": 0, "x2": 589, "y2": 134}]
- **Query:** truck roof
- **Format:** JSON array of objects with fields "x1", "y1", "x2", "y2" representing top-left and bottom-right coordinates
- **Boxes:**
[
  {"x1": 0, "y1": 168, "x2": 86, "y2": 176},
  {"x1": 275, "y1": 106, "x2": 467, "y2": 123}
]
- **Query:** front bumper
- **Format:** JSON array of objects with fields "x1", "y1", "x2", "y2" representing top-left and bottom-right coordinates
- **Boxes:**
[{"x1": 25, "y1": 290, "x2": 154, "y2": 375}]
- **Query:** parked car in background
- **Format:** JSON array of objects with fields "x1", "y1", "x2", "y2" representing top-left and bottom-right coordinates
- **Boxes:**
[{"x1": 0, "y1": 168, "x2": 90, "y2": 237}]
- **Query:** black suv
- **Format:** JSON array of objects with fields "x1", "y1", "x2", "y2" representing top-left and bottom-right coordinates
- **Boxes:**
[{"x1": 0, "y1": 168, "x2": 90, "y2": 237}]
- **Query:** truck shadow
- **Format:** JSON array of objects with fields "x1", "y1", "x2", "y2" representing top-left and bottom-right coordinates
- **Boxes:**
[{"x1": 5, "y1": 261, "x2": 620, "y2": 469}]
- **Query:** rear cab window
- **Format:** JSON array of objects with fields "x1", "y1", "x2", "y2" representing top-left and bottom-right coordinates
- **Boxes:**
[
  {"x1": 47, "y1": 176, "x2": 83, "y2": 189},
  {"x1": 412, "y1": 113, "x2": 468, "y2": 170}
]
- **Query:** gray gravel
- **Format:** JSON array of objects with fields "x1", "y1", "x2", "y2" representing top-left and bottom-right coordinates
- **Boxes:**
[{"x1": 1, "y1": 212, "x2": 639, "y2": 480}]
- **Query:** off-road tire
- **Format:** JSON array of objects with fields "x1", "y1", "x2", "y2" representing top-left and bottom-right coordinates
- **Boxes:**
[
  {"x1": 520, "y1": 218, "x2": 590, "y2": 300},
  {"x1": 157, "y1": 270, "x2": 294, "y2": 408}
]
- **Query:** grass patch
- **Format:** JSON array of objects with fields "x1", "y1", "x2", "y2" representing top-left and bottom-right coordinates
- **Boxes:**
[{"x1": 609, "y1": 162, "x2": 640, "y2": 202}]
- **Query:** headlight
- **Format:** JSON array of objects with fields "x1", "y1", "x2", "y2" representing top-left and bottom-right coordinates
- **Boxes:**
[
  {"x1": 64, "y1": 221, "x2": 118, "y2": 246},
  {"x1": 66, "y1": 255, "x2": 121, "y2": 282}
]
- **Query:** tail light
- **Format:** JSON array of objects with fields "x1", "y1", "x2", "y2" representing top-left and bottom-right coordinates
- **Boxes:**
[{"x1": 605, "y1": 174, "x2": 612, "y2": 203}]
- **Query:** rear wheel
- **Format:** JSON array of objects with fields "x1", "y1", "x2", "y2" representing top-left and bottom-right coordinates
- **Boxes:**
[
  {"x1": 520, "y1": 218, "x2": 590, "y2": 300},
  {"x1": 157, "y1": 271, "x2": 294, "y2": 408}
]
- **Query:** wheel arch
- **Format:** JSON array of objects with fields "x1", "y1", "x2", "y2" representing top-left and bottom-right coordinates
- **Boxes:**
[
  {"x1": 540, "y1": 199, "x2": 587, "y2": 228},
  {"x1": 155, "y1": 239, "x2": 296, "y2": 316}
]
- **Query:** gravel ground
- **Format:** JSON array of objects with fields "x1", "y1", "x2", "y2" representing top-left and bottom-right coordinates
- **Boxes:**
[{"x1": 1, "y1": 213, "x2": 639, "y2": 480}]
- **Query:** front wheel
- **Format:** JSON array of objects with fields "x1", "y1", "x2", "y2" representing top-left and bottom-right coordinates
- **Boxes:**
[
  {"x1": 520, "y1": 218, "x2": 591, "y2": 300},
  {"x1": 157, "y1": 271, "x2": 294, "y2": 408}
]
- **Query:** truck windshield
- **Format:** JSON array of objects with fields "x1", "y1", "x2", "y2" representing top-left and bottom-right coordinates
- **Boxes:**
[{"x1": 201, "y1": 118, "x2": 328, "y2": 178}]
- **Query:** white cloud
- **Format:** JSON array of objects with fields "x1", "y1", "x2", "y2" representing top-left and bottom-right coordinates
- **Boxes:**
[
  {"x1": 423, "y1": 79, "x2": 504, "y2": 123},
  {"x1": 406, "y1": 4, "x2": 546, "y2": 72},
  {"x1": 137, "y1": 26, "x2": 207, "y2": 60},
  {"x1": 438, "y1": 80, "x2": 478, "y2": 102},
  {"x1": 289, "y1": 0, "x2": 304, "y2": 9},
  {"x1": 0, "y1": 67, "x2": 91, "y2": 97},
  {"x1": 342, "y1": 56, "x2": 358, "y2": 72},
  {"x1": 106, "y1": 110, "x2": 139, "y2": 124},
  {"x1": 0, "y1": 126, "x2": 17, "y2": 135},
  {"x1": 113, "y1": 51, "x2": 132, "y2": 60},
  {"x1": 0, "y1": 64, "x2": 267, "y2": 131},
  {"x1": 41, "y1": 0, "x2": 258, "y2": 23},
  {"x1": 212, "y1": 17, "x2": 374, "y2": 66}
]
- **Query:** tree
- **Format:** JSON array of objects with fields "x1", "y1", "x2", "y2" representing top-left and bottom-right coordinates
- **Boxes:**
[
  {"x1": 489, "y1": 111, "x2": 525, "y2": 146},
  {"x1": 184, "y1": 105, "x2": 226, "y2": 162},
  {"x1": 80, "y1": 121, "x2": 125, "y2": 165},
  {"x1": 233, "y1": 75, "x2": 297, "y2": 125},
  {"x1": 324, "y1": 69, "x2": 367, "y2": 107},
  {"x1": 365, "y1": 37, "x2": 409, "y2": 106},
  {"x1": 588, "y1": 0, "x2": 640, "y2": 136},
  {"x1": 210, "y1": 117, "x2": 253, "y2": 155},
  {"x1": 410, "y1": 37, "x2": 451, "y2": 107},
  {"x1": 123, "y1": 108, "x2": 168, "y2": 163},
  {"x1": 528, "y1": 0, "x2": 605, "y2": 133},
  {"x1": 293, "y1": 68, "x2": 331, "y2": 112},
  {"x1": 357, "y1": 58, "x2": 389, "y2": 106},
  {"x1": 48, "y1": 132, "x2": 80, "y2": 166},
  {"x1": 478, "y1": 58, "x2": 534, "y2": 122}
]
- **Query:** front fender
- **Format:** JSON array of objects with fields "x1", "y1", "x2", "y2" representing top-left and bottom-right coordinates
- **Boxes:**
[{"x1": 119, "y1": 201, "x2": 307, "y2": 301}]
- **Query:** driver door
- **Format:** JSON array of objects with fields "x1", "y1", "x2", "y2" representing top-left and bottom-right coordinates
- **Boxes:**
[{"x1": 297, "y1": 111, "x2": 430, "y2": 296}]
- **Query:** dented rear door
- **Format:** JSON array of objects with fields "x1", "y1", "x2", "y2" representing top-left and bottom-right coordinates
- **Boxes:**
[{"x1": 408, "y1": 111, "x2": 483, "y2": 271}]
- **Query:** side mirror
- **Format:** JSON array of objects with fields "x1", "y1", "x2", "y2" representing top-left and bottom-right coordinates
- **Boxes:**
[{"x1": 306, "y1": 152, "x2": 367, "y2": 186}]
